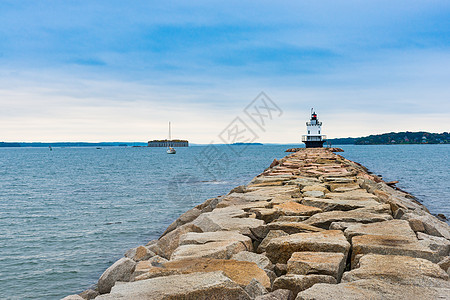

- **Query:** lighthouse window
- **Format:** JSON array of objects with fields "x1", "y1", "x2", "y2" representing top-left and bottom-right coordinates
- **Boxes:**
[
  {"x1": 318, "y1": 130, "x2": 320, "y2": 134},
  {"x1": 308, "y1": 130, "x2": 310, "y2": 134}
]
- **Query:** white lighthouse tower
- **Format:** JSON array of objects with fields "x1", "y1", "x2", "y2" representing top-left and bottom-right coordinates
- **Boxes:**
[{"x1": 302, "y1": 109, "x2": 326, "y2": 148}]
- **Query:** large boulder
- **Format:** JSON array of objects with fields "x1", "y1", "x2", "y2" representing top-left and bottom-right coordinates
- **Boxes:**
[
  {"x1": 250, "y1": 208, "x2": 280, "y2": 223},
  {"x1": 287, "y1": 252, "x2": 346, "y2": 281},
  {"x1": 133, "y1": 255, "x2": 169, "y2": 277},
  {"x1": 326, "y1": 183, "x2": 360, "y2": 192},
  {"x1": 303, "y1": 207, "x2": 392, "y2": 229},
  {"x1": 179, "y1": 231, "x2": 253, "y2": 248},
  {"x1": 192, "y1": 207, "x2": 265, "y2": 236},
  {"x1": 344, "y1": 219, "x2": 417, "y2": 241},
  {"x1": 265, "y1": 230, "x2": 350, "y2": 264},
  {"x1": 301, "y1": 197, "x2": 380, "y2": 212},
  {"x1": 351, "y1": 234, "x2": 439, "y2": 265},
  {"x1": 322, "y1": 177, "x2": 355, "y2": 184},
  {"x1": 156, "y1": 223, "x2": 203, "y2": 258},
  {"x1": 232, "y1": 251, "x2": 273, "y2": 270},
  {"x1": 171, "y1": 231, "x2": 253, "y2": 260},
  {"x1": 273, "y1": 202, "x2": 322, "y2": 216},
  {"x1": 96, "y1": 271, "x2": 251, "y2": 299},
  {"x1": 257, "y1": 230, "x2": 289, "y2": 253},
  {"x1": 255, "y1": 289, "x2": 294, "y2": 300},
  {"x1": 124, "y1": 245, "x2": 155, "y2": 262},
  {"x1": 342, "y1": 254, "x2": 449, "y2": 287},
  {"x1": 324, "y1": 189, "x2": 379, "y2": 201},
  {"x1": 329, "y1": 222, "x2": 362, "y2": 231},
  {"x1": 266, "y1": 222, "x2": 324, "y2": 235},
  {"x1": 217, "y1": 193, "x2": 273, "y2": 208},
  {"x1": 296, "y1": 279, "x2": 450, "y2": 300},
  {"x1": 302, "y1": 190, "x2": 325, "y2": 198},
  {"x1": 161, "y1": 258, "x2": 271, "y2": 288},
  {"x1": 402, "y1": 213, "x2": 450, "y2": 239},
  {"x1": 97, "y1": 257, "x2": 136, "y2": 294},
  {"x1": 272, "y1": 274, "x2": 336, "y2": 297}
]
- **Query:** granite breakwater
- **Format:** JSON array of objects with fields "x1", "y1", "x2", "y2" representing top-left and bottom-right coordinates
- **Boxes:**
[{"x1": 64, "y1": 148, "x2": 450, "y2": 299}]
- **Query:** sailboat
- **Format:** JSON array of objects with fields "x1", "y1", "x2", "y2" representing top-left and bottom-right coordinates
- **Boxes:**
[{"x1": 166, "y1": 122, "x2": 176, "y2": 154}]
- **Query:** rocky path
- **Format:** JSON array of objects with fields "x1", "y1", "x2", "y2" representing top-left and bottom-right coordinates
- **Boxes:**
[{"x1": 64, "y1": 148, "x2": 450, "y2": 300}]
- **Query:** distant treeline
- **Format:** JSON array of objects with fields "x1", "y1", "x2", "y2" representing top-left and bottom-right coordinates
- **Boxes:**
[
  {"x1": 329, "y1": 132, "x2": 449, "y2": 145},
  {"x1": 0, "y1": 142, "x2": 148, "y2": 147}
]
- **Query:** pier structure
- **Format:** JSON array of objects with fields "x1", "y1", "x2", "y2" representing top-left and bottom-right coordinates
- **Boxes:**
[
  {"x1": 68, "y1": 148, "x2": 450, "y2": 300},
  {"x1": 302, "y1": 109, "x2": 327, "y2": 148}
]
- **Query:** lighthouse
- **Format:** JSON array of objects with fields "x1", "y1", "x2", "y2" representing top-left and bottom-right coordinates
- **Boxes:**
[{"x1": 302, "y1": 109, "x2": 326, "y2": 148}]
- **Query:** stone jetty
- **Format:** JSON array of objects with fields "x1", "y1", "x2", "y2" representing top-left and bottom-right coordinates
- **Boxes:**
[{"x1": 64, "y1": 148, "x2": 450, "y2": 300}]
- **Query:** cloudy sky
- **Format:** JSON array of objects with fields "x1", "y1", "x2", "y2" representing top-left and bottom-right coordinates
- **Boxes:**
[{"x1": 0, "y1": 1, "x2": 449, "y2": 143}]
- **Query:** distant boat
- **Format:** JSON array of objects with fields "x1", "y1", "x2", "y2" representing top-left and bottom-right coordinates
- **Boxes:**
[{"x1": 167, "y1": 122, "x2": 176, "y2": 154}]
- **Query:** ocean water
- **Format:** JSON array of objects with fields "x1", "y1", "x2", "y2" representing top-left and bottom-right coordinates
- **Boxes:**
[
  {"x1": 337, "y1": 144, "x2": 449, "y2": 218},
  {"x1": 0, "y1": 144, "x2": 448, "y2": 299}
]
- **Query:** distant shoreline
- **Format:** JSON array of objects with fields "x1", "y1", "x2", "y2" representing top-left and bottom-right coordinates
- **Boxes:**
[
  {"x1": 328, "y1": 131, "x2": 449, "y2": 145},
  {"x1": 1, "y1": 142, "x2": 449, "y2": 148}
]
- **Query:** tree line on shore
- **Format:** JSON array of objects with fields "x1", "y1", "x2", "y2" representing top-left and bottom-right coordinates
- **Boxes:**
[{"x1": 329, "y1": 131, "x2": 449, "y2": 145}]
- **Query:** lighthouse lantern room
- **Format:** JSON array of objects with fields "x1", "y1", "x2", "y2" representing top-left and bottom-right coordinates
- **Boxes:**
[{"x1": 302, "y1": 109, "x2": 326, "y2": 148}]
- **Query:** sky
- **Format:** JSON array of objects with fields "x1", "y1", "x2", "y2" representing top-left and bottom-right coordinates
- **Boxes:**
[{"x1": 0, "y1": 1, "x2": 449, "y2": 143}]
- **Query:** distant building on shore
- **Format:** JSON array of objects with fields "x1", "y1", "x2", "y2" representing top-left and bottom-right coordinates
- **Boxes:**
[{"x1": 148, "y1": 140, "x2": 189, "y2": 147}]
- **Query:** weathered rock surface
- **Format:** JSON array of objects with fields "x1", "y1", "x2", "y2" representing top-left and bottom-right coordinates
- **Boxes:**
[
  {"x1": 417, "y1": 232, "x2": 450, "y2": 257},
  {"x1": 124, "y1": 245, "x2": 155, "y2": 262},
  {"x1": 325, "y1": 189, "x2": 379, "y2": 200},
  {"x1": 326, "y1": 183, "x2": 360, "y2": 192},
  {"x1": 133, "y1": 255, "x2": 169, "y2": 277},
  {"x1": 266, "y1": 222, "x2": 324, "y2": 235},
  {"x1": 244, "y1": 278, "x2": 268, "y2": 298},
  {"x1": 179, "y1": 230, "x2": 253, "y2": 248},
  {"x1": 296, "y1": 279, "x2": 450, "y2": 300},
  {"x1": 302, "y1": 197, "x2": 380, "y2": 212},
  {"x1": 273, "y1": 274, "x2": 336, "y2": 296},
  {"x1": 303, "y1": 208, "x2": 393, "y2": 229},
  {"x1": 256, "y1": 289, "x2": 294, "y2": 300},
  {"x1": 156, "y1": 223, "x2": 203, "y2": 258},
  {"x1": 403, "y1": 213, "x2": 450, "y2": 239},
  {"x1": 344, "y1": 219, "x2": 417, "y2": 241},
  {"x1": 192, "y1": 207, "x2": 265, "y2": 236},
  {"x1": 232, "y1": 251, "x2": 273, "y2": 270},
  {"x1": 351, "y1": 234, "x2": 439, "y2": 264},
  {"x1": 322, "y1": 177, "x2": 355, "y2": 183},
  {"x1": 329, "y1": 221, "x2": 362, "y2": 231},
  {"x1": 96, "y1": 271, "x2": 251, "y2": 299},
  {"x1": 274, "y1": 263, "x2": 288, "y2": 276},
  {"x1": 301, "y1": 185, "x2": 328, "y2": 194},
  {"x1": 257, "y1": 230, "x2": 289, "y2": 253},
  {"x1": 97, "y1": 257, "x2": 136, "y2": 294},
  {"x1": 287, "y1": 251, "x2": 346, "y2": 281},
  {"x1": 161, "y1": 258, "x2": 271, "y2": 288},
  {"x1": 273, "y1": 201, "x2": 323, "y2": 216},
  {"x1": 62, "y1": 295, "x2": 84, "y2": 300},
  {"x1": 342, "y1": 254, "x2": 449, "y2": 287},
  {"x1": 171, "y1": 237, "x2": 251, "y2": 260},
  {"x1": 438, "y1": 256, "x2": 450, "y2": 273},
  {"x1": 302, "y1": 190, "x2": 325, "y2": 198},
  {"x1": 266, "y1": 230, "x2": 350, "y2": 264},
  {"x1": 79, "y1": 289, "x2": 99, "y2": 300}
]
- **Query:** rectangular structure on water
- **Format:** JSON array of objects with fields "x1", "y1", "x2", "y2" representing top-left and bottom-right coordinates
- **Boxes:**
[{"x1": 147, "y1": 140, "x2": 189, "y2": 147}]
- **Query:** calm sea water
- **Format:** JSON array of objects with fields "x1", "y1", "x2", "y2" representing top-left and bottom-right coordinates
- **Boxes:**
[{"x1": 0, "y1": 144, "x2": 448, "y2": 299}]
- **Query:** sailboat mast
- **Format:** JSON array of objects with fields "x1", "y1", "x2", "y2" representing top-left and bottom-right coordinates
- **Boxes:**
[{"x1": 168, "y1": 121, "x2": 171, "y2": 148}]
